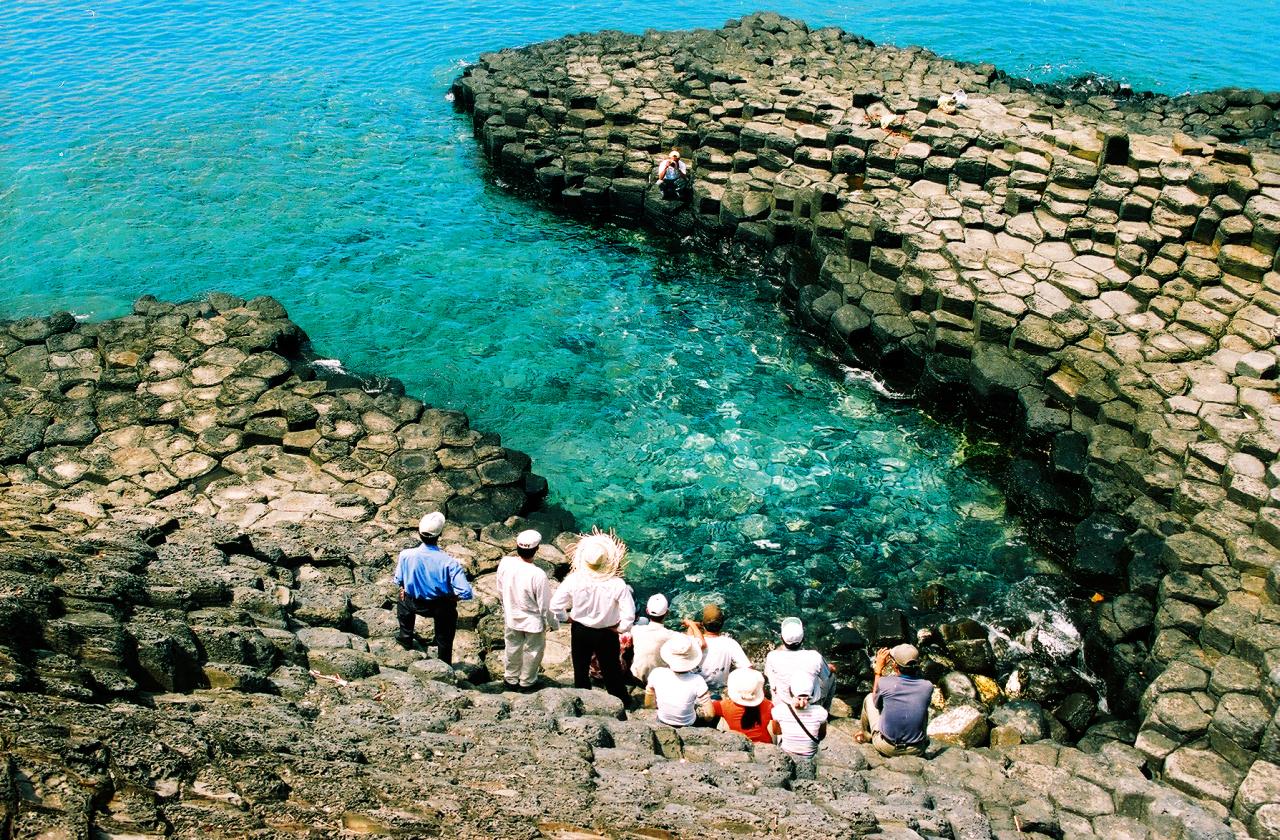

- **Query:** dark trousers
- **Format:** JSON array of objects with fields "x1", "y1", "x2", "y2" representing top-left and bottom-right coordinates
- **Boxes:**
[
  {"x1": 397, "y1": 593, "x2": 458, "y2": 664},
  {"x1": 570, "y1": 621, "x2": 627, "y2": 703}
]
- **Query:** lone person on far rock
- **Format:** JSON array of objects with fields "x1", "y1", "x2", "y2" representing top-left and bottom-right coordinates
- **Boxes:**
[
  {"x1": 858, "y1": 643, "x2": 932, "y2": 757},
  {"x1": 394, "y1": 511, "x2": 473, "y2": 664},
  {"x1": 656, "y1": 149, "x2": 690, "y2": 200},
  {"x1": 497, "y1": 529, "x2": 556, "y2": 692}
]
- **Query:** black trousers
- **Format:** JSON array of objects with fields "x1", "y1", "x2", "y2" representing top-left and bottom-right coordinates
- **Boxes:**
[
  {"x1": 570, "y1": 621, "x2": 627, "y2": 702},
  {"x1": 397, "y1": 593, "x2": 458, "y2": 665}
]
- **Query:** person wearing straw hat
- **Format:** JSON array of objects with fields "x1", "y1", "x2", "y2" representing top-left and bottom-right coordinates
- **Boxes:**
[
  {"x1": 713, "y1": 668, "x2": 774, "y2": 744},
  {"x1": 764, "y1": 616, "x2": 836, "y2": 709},
  {"x1": 496, "y1": 529, "x2": 556, "y2": 692},
  {"x1": 768, "y1": 673, "x2": 829, "y2": 780},
  {"x1": 393, "y1": 511, "x2": 473, "y2": 664},
  {"x1": 858, "y1": 643, "x2": 931, "y2": 757},
  {"x1": 630, "y1": 593, "x2": 680, "y2": 684},
  {"x1": 550, "y1": 529, "x2": 636, "y2": 703},
  {"x1": 645, "y1": 634, "x2": 713, "y2": 727}
]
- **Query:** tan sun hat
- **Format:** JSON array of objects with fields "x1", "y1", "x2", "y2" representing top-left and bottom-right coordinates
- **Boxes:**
[
  {"x1": 660, "y1": 634, "x2": 702, "y2": 673},
  {"x1": 570, "y1": 529, "x2": 628, "y2": 579},
  {"x1": 726, "y1": 668, "x2": 765, "y2": 707}
]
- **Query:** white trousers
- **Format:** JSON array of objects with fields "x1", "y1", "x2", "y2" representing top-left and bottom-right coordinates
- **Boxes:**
[{"x1": 503, "y1": 627, "x2": 546, "y2": 687}]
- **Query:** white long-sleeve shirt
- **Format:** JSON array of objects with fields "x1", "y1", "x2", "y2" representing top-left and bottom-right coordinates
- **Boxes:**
[
  {"x1": 630, "y1": 621, "x2": 681, "y2": 681},
  {"x1": 549, "y1": 572, "x2": 635, "y2": 632},
  {"x1": 698, "y1": 634, "x2": 751, "y2": 692},
  {"x1": 496, "y1": 555, "x2": 552, "y2": 633}
]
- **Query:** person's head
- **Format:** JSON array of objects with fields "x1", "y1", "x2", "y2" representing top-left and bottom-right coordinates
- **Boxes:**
[
  {"x1": 660, "y1": 634, "x2": 702, "y2": 674},
  {"x1": 728, "y1": 668, "x2": 766, "y2": 728},
  {"x1": 646, "y1": 593, "x2": 669, "y2": 622},
  {"x1": 789, "y1": 673, "x2": 813, "y2": 709},
  {"x1": 515, "y1": 529, "x2": 541, "y2": 560},
  {"x1": 701, "y1": 604, "x2": 724, "y2": 634},
  {"x1": 669, "y1": 149, "x2": 680, "y2": 161},
  {"x1": 889, "y1": 643, "x2": 921, "y2": 677},
  {"x1": 570, "y1": 529, "x2": 627, "y2": 580},
  {"x1": 780, "y1": 616, "x2": 804, "y2": 650},
  {"x1": 418, "y1": 511, "x2": 445, "y2": 544}
]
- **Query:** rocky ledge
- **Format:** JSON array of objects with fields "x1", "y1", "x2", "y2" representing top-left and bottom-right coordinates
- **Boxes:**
[
  {"x1": 0, "y1": 295, "x2": 1250, "y2": 838},
  {"x1": 449, "y1": 11, "x2": 1280, "y2": 832}
]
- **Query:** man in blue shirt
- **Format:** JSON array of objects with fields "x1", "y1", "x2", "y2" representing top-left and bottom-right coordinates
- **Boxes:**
[
  {"x1": 860, "y1": 643, "x2": 932, "y2": 757},
  {"x1": 394, "y1": 511, "x2": 473, "y2": 664}
]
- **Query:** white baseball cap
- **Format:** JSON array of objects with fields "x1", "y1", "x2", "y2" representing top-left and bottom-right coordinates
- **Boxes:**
[
  {"x1": 646, "y1": 593, "x2": 669, "y2": 618},
  {"x1": 418, "y1": 511, "x2": 445, "y2": 537},
  {"x1": 780, "y1": 616, "x2": 804, "y2": 645},
  {"x1": 516, "y1": 529, "x2": 542, "y2": 550}
]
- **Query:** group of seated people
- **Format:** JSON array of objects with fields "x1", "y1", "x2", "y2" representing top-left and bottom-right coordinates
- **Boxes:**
[{"x1": 626, "y1": 597, "x2": 928, "y2": 778}]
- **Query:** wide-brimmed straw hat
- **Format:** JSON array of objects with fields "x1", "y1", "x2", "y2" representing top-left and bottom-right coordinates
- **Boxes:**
[
  {"x1": 726, "y1": 668, "x2": 765, "y2": 707},
  {"x1": 660, "y1": 635, "x2": 703, "y2": 673},
  {"x1": 570, "y1": 529, "x2": 628, "y2": 579}
]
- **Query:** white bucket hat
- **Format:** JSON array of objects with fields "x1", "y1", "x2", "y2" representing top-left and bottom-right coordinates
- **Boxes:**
[
  {"x1": 660, "y1": 635, "x2": 703, "y2": 673},
  {"x1": 570, "y1": 529, "x2": 628, "y2": 579},
  {"x1": 726, "y1": 668, "x2": 765, "y2": 707}
]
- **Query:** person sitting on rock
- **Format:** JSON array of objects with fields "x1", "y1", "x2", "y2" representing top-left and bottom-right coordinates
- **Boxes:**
[
  {"x1": 714, "y1": 667, "x2": 774, "y2": 744},
  {"x1": 656, "y1": 149, "x2": 689, "y2": 200},
  {"x1": 550, "y1": 529, "x2": 635, "y2": 704},
  {"x1": 630, "y1": 593, "x2": 680, "y2": 684},
  {"x1": 684, "y1": 603, "x2": 750, "y2": 698},
  {"x1": 764, "y1": 617, "x2": 836, "y2": 709},
  {"x1": 858, "y1": 643, "x2": 932, "y2": 757},
  {"x1": 496, "y1": 529, "x2": 556, "y2": 692},
  {"x1": 645, "y1": 634, "x2": 713, "y2": 727},
  {"x1": 768, "y1": 673, "x2": 828, "y2": 780},
  {"x1": 394, "y1": 511, "x2": 473, "y2": 664}
]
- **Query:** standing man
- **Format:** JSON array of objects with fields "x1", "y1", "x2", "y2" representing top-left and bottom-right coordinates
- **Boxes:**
[
  {"x1": 496, "y1": 529, "x2": 555, "y2": 692},
  {"x1": 764, "y1": 617, "x2": 836, "y2": 709},
  {"x1": 859, "y1": 643, "x2": 932, "y2": 757},
  {"x1": 394, "y1": 511, "x2": 473, "y2": 664},
  {"x1": 550, "y1": 530, "x2": 635, "y2": 704},
  {"x1": 684, "y1": 603, "x2": 749, "y2": 698}
]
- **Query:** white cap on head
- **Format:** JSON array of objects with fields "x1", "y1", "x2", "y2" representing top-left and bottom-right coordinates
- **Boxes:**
[
  {"x1": 516, "y1": 529, "x2": 542, "y2": 550},
  {"x1": 789, "y1": 672, "x2": 814, "y2": 700},
  {"x1": 646, "y1": 593, "x2": 669, "y2": 618},
  {"x1": 418, "y1": 511, "x2": 446, "y2": 538},
  {"x1": 780, "y1": 616, "x2": 804, "y2": 645}
]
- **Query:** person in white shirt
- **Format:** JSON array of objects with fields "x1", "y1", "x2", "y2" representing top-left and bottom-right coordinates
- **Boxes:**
[
  {"x1": 630, "y1": 593, "x2": 681, "y2": 684},
  {"x1": 550, "y1": 530, "x2": 636, "y2": 703},
  {"x1": 684, "y1": 603, "x2": 749, "y2": 697},
  {"x1": 496, "y1": 529, "x2": 555, "y2": 692},
  {"x1": 764, "y1": 617, "x2": 836, "y2": 709},
  {"x1": 769, "y1": 673, "x2": 829, "y2": 780},
  {"x1": 645, "y1": 634, "x2": 713, "y2": 727}
]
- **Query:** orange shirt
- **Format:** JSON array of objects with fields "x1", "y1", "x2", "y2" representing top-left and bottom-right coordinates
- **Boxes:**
[{"x1": 713, "y1": 698, "x2": 774, "y2": 744}]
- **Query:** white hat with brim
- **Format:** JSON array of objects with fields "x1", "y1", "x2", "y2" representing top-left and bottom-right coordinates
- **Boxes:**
[
  {"x1": 660, "y1": 635, "x2": 703, "y2": 673},
  {"x1": 570, "y1": 530, "x2": 628, "y2": 579},
  {"x1": 789, "y1": 673, "x2": 815, "y2": 701},
  {"x1": 418, "y1": 511, "x2": 445, "y2": 537},
  {"x1": 516, "y1": 529, "x2": 542, "y2": 550},
  {"x1": 647, "y1": 593, "x2": 669, "y2": 618},
  {"x1": 726, "y1": 668, "x2": 765, "y2": 707},
  {"x1": 780, "y1": 616, "x2": 804, "y2": 645}
]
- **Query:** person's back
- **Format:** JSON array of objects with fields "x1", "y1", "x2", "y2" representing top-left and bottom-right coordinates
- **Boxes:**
[
  {"x1": 631, "y1": 620, "x2": 679, "y2": 682},
  {"x1": 764, "y1": 647, "x2": 829, "y2": 703},
  {"x1": 647, "y1": 667, "x2": 708, "y2": 726},
  {"x1": 496, "y1": 554, "x2": 549, "y2": 631},
  {"x1": 768, "y1": 674, "x2": 828, "y2": 780},
  {"x1": 873, "y1": 673, "x2": 931, "y2": 747},
  {"x1": 700, "y1": 633, "x2": 749, "y2": 693}
]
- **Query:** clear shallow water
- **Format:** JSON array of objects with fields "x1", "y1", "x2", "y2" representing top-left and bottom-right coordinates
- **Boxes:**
[{"x1": 2, "y1": 1, "x2": 1276, "y2": 637}]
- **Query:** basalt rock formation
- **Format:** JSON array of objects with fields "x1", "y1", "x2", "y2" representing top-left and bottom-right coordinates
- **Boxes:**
[
  {"x1": 449, "y1": 11, "x2": 1280, "y2": 832},
  {"x1": 0, "y1": 294, "x2": 1247, "y2": 838}
]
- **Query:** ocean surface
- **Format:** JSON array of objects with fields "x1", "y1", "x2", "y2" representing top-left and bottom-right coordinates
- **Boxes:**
[{"x1": 2, "y1": 0, "x2": 1277, "y2": 639}]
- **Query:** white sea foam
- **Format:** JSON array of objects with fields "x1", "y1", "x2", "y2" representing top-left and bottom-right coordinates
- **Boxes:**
[
  {"x1": 840, "y1": 365, "x2": 908, "y2": 399},
  {"x1": 312, "y1": 359, "x2": 346, "y2": 373}
]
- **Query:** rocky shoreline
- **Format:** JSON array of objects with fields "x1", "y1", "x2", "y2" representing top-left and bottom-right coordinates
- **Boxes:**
[
  {"x1": 0, "y1": 294, "x2": 1248, "y2": 838},
  {"x1": 448, "y1": 11, "x2": 1280, "y2": 834}
]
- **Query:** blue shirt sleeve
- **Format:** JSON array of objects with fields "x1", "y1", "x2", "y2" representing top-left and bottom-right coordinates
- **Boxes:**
[
  {"x1": 393, "y1": 551, "x2": 406, "y2": 586},
  {"x1": 449, "y1": 561, "x2": 473, "y2": 600}
]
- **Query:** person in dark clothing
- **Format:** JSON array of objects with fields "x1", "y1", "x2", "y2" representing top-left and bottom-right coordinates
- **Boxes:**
[
  {"x1": 394, "y1": 511, "x2": 474, "y2": 663},
  {"x1": 859, "y1": 643, "x2": 932, "y2": 757}
]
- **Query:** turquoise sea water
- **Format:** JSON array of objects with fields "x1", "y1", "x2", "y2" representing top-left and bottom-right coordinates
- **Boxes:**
[{"x1": 2, "y1": 1, "x2": 1277, "y2": 636}]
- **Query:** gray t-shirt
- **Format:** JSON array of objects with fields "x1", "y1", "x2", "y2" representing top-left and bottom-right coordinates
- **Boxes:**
[{"x1": 874, "y1": 674, "x2": 932, "y2": 746}]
